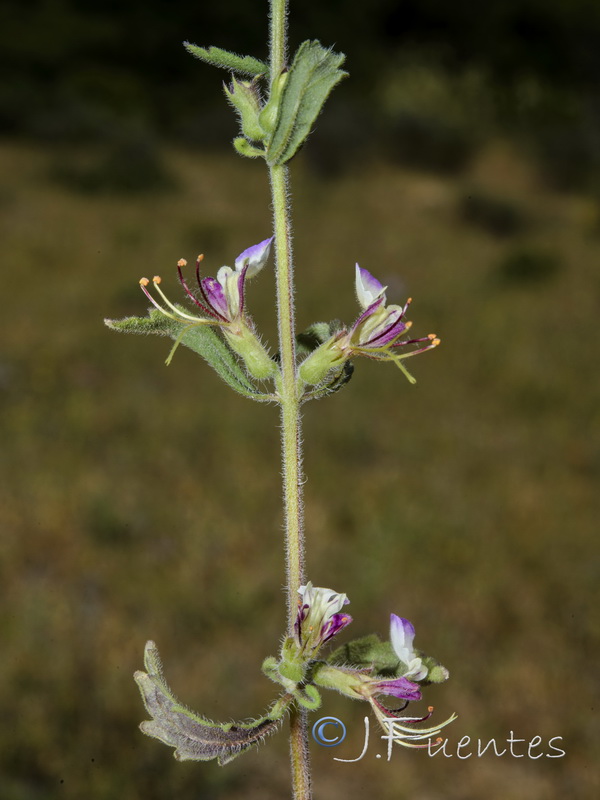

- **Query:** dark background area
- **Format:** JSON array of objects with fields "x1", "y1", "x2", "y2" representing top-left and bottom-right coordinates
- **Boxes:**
[
  {"x1": 1, "y1": 2, "x2": 599, "y2": 799},
  {"x1": 3, "y1": 0, "x2": 600, "y2": 189}
]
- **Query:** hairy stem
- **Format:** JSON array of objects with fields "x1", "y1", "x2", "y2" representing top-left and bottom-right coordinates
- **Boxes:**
[{"x1": 269, "y1": 1, "x2": 311, "y2": 798}]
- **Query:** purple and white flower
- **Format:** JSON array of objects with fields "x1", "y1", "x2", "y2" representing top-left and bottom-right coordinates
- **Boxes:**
[
  {"x1": 298, "y1": 264, "x2": 440, "y2": 387},
  {"x1": 294, "y1": 582, "x2": 352, "y2": 655},
  {"x1": 139, "y1": 237, "x2": 273, "y2": 330},
  {"x1": 390, "y1": 614, "x2": 429, "y2": 681},
  {"x1": 347, "y1": 266, "x2": 440, "y2": 368}
]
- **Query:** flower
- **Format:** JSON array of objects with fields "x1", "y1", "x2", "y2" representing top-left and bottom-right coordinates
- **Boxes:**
[
  {"x1": 294, "y1": 583, "x2": 352, "y2": 656},
  {"x1": 345, "y1": 266, "x2": 439, "y2": 381},
  {"x1": 139, "y1": 237, "x2": 273, "y2": 332},
  {"x1": 390, "y1": 614, "x2": 429, "y2": 681},
  {"x1": 297, "y1": 264, "x2": 439, "y2": 387}
]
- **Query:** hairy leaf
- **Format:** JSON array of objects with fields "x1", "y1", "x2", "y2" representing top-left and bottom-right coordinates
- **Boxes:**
[
  {"x1": 135, "y1": 641, "x2": 289, "y2": 764},
  {"x1": 105, "y1": 310, "x2": 272, "y2": 401},
  {"x1": 327, "y1": 634, "x2": 400, "y2": 674},
  {"x1": 266, "y1": 40, "x2": 348, "y2": 165},
  {"x1": 328, "y1": 634, "x2": 450, "y2": 684},
  {"x1": 184, "y1": 43, "x2": 268, "y2": 77}
]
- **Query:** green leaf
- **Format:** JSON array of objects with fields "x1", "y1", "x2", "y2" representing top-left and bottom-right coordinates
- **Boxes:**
[
  {"x1": 184, "y1": 43, "x2": 268, "y2": 77},
  {"x1": 328, "y1": 635, "x2": 450, "y2": 684},
  {"x1": 327, "y1": 634, "x2": 400, "y2": 675},
  {"x1": 266, "y1": 40, "x2": 348, "y2": 165},
  {"x1": 105, "y1": 310, "x2": 271, "y2": 401},
  {"x1": 135, "y1": 641, "x2": 289, "y2": 764}
]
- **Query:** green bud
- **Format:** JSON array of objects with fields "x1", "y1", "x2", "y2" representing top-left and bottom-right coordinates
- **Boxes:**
[
  {"x1": 294, "y1": 683, "x2": 321, "y2": 710},
  {"x1": 259, "y1": 71, "x2": 288, "y2": 137},
  {"x1": 233, "y1": 137, "x2": 265, "y2": 159},
  {"x1": 224, "y1": 77, "x2": 266, "y2": 142},
  {"x1": 279, "y1": 660, "x2": 305, "y2": 684}
]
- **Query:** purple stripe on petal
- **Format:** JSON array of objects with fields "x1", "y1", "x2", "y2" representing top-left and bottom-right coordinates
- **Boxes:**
[
  {"x1": 364, "y1": 315, "x2": 408, "y2": 347},
  {"x1": 351, "y1": 296, "x2": 386, "y2": 334},
  {"x1": 236, "y1": 264, "x2": 248, "y2": 316}
]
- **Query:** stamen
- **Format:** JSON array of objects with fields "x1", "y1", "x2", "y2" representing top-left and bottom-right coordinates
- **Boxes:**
[
  {"x1": 151, "y1": 278, "x2": 204, "y2": 322},
  {"x1": 153, "y1": 275, "x2": 162, "y2": 284},
  {"x1": 177, "y1": 261, "x2": 221, "y2": 319},
  {"x1": 139, "y1": 279, "x2": 179, "y2": 321}
]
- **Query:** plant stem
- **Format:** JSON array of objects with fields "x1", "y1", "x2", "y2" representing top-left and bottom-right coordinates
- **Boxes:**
[
  {"x1": 269, "y1": 2, "x2": 312, "y2": 798},
  {"x1": 271, "y1": 165, "x2": 305, "y2": 631},
  {"x1": 270, "y1": 164, "x2": 310, "y2": 800}
]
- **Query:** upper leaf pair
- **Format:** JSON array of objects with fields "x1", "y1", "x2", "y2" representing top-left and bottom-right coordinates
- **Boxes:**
[{"x1": 185, "y1": 40, "x2": 347, "y2": 165}]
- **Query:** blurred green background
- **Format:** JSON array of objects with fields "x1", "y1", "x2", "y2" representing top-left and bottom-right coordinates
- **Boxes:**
[{"x1": 1, "y1": 1, "x2": 599, "y2": 799}]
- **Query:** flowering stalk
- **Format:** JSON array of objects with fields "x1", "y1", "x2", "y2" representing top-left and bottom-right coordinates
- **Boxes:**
[
  {"x1": 267, "y1": 1, "x2": 312, "y2": 795},
  {"x1": 106, "y1": 0, "x2": 454, "y2": 792}
]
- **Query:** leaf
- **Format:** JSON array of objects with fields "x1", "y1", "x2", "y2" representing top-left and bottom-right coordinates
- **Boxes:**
[
  {"x1": 266, "y1": 40, "x2": 348, "y2": 165},
  {"x1": 184, "y1": 43, "x2": 268, "y2": 77},
  {"x1": 105, "y1": 309, "x2": 272, "y2": 401},
  {"x1": 327, "y1": 634, "x2": 401, "y2": 675},
  {"x1": 135, "y1": 641, "x2": 290, "y2": 765},
  {"x1": 328, "y1": 635, "x2": 450, "y2": 684}
]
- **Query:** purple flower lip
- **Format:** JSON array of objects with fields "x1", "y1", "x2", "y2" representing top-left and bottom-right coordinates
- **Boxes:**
[
  {"x1": 321, "y1": 612, "x2": 353, "y2": 644},
  {"x1": 371, "y1": 676, "x2": 422, "y2": 702}
]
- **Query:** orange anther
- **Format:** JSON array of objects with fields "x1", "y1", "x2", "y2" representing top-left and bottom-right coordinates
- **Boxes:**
[
  {"x1": 139, "y1": 277, "x2": 150, "y2": 286},
  {"x1": 153, "y1": 276, "x2": 162, "y2": 284},
  {"x1": 177, "y1": 258, "x2": 187, "y2": 267},
  {"x1": 197, "y1": 254, "x2": 205, "y2": 263}
]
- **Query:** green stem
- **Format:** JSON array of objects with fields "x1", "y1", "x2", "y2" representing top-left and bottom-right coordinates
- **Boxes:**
[
  {"x1": 269, "y1": 2, "x2": 311, "y2": 798},
  {"x1": 270, "y1": 155, "x2": 312, "y2": 800}
]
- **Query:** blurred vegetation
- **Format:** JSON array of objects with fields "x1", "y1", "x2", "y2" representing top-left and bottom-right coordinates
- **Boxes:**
[
  {"x1": 1, "y1": 1, "x2": 600, "y2": 798},
  {"x1": 3, "y1": 0, "x2": 600, "y2": 190}
]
